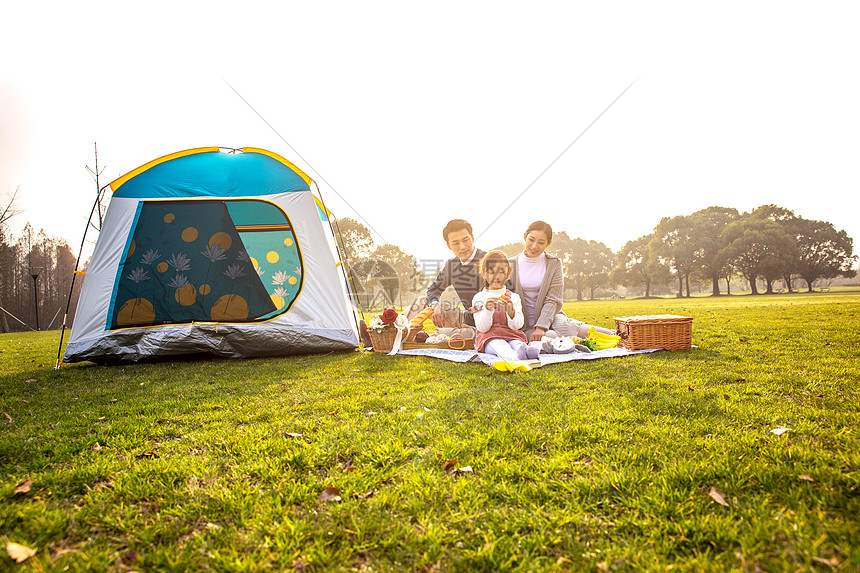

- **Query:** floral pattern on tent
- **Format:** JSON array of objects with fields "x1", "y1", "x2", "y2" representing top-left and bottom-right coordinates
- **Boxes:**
[{"x1": 110, "y1": 199, "x2": 303, "y2": 328}]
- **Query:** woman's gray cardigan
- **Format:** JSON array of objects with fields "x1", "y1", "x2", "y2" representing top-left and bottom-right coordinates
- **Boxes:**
[{"x1": 507, "y1": 253, "x2": 564, "y2": 332}]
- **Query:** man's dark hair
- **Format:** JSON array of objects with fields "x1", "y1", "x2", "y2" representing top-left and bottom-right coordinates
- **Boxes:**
[{"x1": 442, "y1": 219, "x2": 473, "y2": 243}]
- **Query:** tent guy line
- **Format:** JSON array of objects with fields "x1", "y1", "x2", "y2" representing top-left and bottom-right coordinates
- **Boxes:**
[
  {"x1": 474, "y1": 77, "x2": 639, "y2": 244},
  {"x1": 220, "y1": 76, "x2": 387, "y2": 244}
]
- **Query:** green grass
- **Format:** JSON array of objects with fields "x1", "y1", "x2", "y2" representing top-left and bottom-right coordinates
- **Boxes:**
[{"x1": 1, "y1": 291, "x2": 858, "y2": 571}]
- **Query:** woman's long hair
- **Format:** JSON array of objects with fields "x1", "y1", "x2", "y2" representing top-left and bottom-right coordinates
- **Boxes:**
[{"x1": 525, "y1": 220, "x2": 553, "y2": 242}]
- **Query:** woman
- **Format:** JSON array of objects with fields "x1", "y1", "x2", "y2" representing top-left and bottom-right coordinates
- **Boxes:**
[{"x1": 508, "y1": 221, "x2": 615, "y2": 341}]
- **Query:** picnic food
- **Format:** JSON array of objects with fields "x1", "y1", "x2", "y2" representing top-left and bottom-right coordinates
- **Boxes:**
[
  {"x1": 409, "y1": 306, "x2": 435, "y2": 329},
  {"x1": 587, "y1": 327, "x2": 621, "y2": 350}
]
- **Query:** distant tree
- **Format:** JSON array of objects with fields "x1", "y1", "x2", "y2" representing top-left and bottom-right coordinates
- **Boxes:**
[
  {"x1": 719, "y1": 218, "x2": 797, "y2": 294},
  {"x1": 750, "y1": 204, "x2": 802, "y2": 291},
  {"x1": 492, "y1": 242, "x2": 524, "y2": 258},
  {"x1": 584, "y1": 241, "x2": 615, "y2": 299},
  {"x1": 610, "y1": 234, "x2": 670, "y2": 297},
  {"x1": 553, "y1": 233, "x2": 614, "y2": 300},
  {"x1": 793, "y1": 219, "x2": 857, "y2": 291},
  {"x1": 651, "y1": 215, "x2": 696, "y2": 297},
  {"x1": 1, "y1": 186, "x2": 22, "y2": 230},
  {"x1": 333, "y1": 217, "x2": 374, "y2": 264},
  {"x1": 689, "y1": 206, "x2": 739, "y2": 295},
  {"x1": 371, "y1": 243, "x2": 422, "y2": 302}
]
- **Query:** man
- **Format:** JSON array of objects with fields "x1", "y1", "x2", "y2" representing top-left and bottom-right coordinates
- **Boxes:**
[{"x1": 424, "y1": 219, "x2": 486, "y2": 330}]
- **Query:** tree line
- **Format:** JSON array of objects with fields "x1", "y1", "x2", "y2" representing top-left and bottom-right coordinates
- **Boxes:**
[
  {"x1": 337, "y1": 204, "x2": 857, "y2": 304},
  {"x1": 1, "y1": 202, "x2": 854, "y2": 332},
  {"x1": 0, "y1": 222, "x2": 81, "y2": 333}
]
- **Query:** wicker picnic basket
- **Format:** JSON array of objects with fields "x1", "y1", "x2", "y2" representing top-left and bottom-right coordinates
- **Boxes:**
[
  {"x1": 614, "y1": 315, "x2": 693, "y2": 351},
  {"x1": 367, "y1": 327, "x2": 398, "y2": 353},
  {"x1": 401, "y1": 333, "x2": 475, "y2": 351}
]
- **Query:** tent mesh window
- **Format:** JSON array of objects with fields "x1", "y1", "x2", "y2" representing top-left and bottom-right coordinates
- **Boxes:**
[{"x1": 110, "y1": 199, "x2": 303, "y2": 329}]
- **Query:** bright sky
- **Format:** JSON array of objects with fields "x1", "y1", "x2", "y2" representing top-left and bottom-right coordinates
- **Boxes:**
[{"x1": 2, "y1": 2, "x2": 859, "y2": 267}]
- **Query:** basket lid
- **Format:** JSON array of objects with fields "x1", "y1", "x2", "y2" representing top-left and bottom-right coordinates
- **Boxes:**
[{"x1": 614, "y1": 314, "x2": 692, "y2": 323}]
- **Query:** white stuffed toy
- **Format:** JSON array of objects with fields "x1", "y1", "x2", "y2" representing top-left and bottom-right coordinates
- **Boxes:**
[{"x1": 540, "y1": 335, "x2": 592, "y2": 354}]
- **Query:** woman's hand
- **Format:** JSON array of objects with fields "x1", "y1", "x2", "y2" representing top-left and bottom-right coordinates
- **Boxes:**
[{"x1": 530, "y1": 327, "x2": 546, "y2": 342}]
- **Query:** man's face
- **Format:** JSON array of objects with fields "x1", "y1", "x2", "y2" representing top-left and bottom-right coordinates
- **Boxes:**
[{"x1": 445, "y1": 228, "x2": 475, "y2": 261}]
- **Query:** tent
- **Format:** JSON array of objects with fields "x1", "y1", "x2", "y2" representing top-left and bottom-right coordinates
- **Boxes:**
[{"x1": 62, "y1": 147, "x2": 359, "y2": 363}]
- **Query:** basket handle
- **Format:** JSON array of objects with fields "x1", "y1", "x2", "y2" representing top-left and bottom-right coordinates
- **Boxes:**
[{"x1": 447, "y1": 334, "x2": 467, "y2": 350}]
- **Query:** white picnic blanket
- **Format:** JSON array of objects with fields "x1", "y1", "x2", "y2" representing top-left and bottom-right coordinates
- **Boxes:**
[{"x1": 395, "y1": 346, "x2": 660, "y2": 366}]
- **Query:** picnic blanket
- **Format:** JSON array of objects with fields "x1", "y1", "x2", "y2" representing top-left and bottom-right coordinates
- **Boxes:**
[{"x1": 395, "y1": 346, "x2": 661, "y2": 370}]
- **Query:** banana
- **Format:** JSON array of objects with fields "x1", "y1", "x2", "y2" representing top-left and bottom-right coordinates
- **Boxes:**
[{"x1": 587, "y1": 327, "x2": 621, "y2": 349}]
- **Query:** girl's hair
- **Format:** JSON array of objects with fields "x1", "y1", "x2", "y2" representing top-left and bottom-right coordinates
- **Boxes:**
[
  {"x1": 525, "y1": 220, "x2": 553, "y2": 242},
  {"x1": 480, "y1": 250, "x2": 512, "y2": 288}
]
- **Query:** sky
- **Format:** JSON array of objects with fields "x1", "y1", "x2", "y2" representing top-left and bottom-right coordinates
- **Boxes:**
[{"x1": 2, "y1": 1, "x2": 859, "y2": 268}]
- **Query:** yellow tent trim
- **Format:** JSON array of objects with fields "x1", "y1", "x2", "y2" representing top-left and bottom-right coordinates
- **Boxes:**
[
  {"x1": 242, "y1": 147, "x2": 314, "y2": 188},
  {"x1": 313, "y1": 195, "x2": 333, "y2": 218},
  {"x1": 110, "y1": 147, "x2": 220, "y2": 192}
]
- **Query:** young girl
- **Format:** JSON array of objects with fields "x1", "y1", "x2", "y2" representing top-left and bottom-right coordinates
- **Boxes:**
[{"x1": 472, "y1": 250, "x2": 541, "y2": 361}]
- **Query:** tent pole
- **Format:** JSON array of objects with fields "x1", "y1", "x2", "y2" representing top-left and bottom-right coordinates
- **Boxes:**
[
  {"x1": 313, "y1": 181, "x2": 366, "y2": 347},
  {"x1": 54, "y1": 183, "x2": 108, "y2": 369}
]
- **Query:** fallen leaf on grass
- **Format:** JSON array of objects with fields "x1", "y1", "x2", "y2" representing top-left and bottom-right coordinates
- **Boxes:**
[
  {"x1": 771, "y1": 427, "x2": 791, "y2": 436},
  {"x1": 13, "y1": 480, "x2": 32, "y2": 495},
  {"x1": 122, "y1": 549, "x2": 138, "y2": 564},
  {"x1": 25, "y1": 379, "x2": 36, "y2": 384},
  {"x1": 135, "y1": 450, "x2": 159, "y2": 460},
  {"x1": 284, "y1": 432, "x2": 304, "y2": 439},
  {"x1": 812, "y1": 556, "x2": 841, "y2": 567},
  {"x1": 97, "y1": 416, "x2": 107, "y2": 422},
  {"x1": 723, "y1": 394, "x2": 730, "y2": 401},
  {"x1": 708, "y1": 486, "x2": 731, "y2": 507},
  {"x1": 365, "y1": 411, "x2": 377, "y2": 417},
  {"x1": 351, "y1": 490, "x2": 376, "y2": 500},
  {"x1": 798, "y1": 474, "x2": 816, "y2": 482},
  {"x1": 6, "y1": 542, "x2": 36, "y2": 563},
  {"x1": 319, "y1": 487, "x2": 342, "y2": 502},
  {"x1": 441, "y1": 460, "x2": 458, "y2": 472},
  {"x1": 93, "y1": 442, "x2": 102, "y2": 451},
  {"x1": 2, "y1": 412, "x2": 11, "y2": 424},
  {"x1": 453, "y1": 466, "x2": 473, "y2": 474}
]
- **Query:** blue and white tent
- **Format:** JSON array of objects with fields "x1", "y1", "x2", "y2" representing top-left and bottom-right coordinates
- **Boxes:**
[{"x1": 63, "y1": 147, "x2": 359, "y2": 363}]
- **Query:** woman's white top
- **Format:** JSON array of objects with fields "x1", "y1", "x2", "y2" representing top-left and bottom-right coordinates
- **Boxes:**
[{"x1": 516, "y1": 252, "x2": 547, "y2": 325}]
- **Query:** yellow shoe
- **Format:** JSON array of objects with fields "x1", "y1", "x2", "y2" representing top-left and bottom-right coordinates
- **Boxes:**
[{"x1": 492, "y1": 360, "x2": 532, "y2": 373}]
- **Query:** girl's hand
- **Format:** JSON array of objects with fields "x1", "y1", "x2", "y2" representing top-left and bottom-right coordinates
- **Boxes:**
[
  {"x1": 484, "y1": 297, "x2": 497, "y2": 311},
  {"x1": 530, "y1": 327, "x2": 546, "y2": 342},
  {"x1": 506, "y1": 303, "x2": 515, "y2": 319}
]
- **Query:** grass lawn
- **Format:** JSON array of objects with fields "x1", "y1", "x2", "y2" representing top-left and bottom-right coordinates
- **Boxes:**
[{"x1": 1, "y1": 291, "x2": 858, "y2": 571}]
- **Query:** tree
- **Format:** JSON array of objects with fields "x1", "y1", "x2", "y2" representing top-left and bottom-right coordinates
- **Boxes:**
[
  {"x1": 1, "y1": 186, "x2": 22, "y2": 229},
  {"x1": 793, "y1": 219, "x2": 857, "y2": 291},
  {"x1": 333, "y1": 217, "x2": 374, "y2": 264},
  {"x1": 610, "y1": 234, "x2": 670, "y2": 297},
  {"x1": 492, "y1": 242, "x2": 524, "y2": 258},
  {"x1": 719, "y1": 218, "x2": 797, "y2": 294},
  {"x1": 689, "y1": 206, "x2": 739, "y2": 295},
  {"x1": 750, "y1": 204, "x2": 802, "y2": 291},
  {"x1": 553, "y1": 233, "x2": 614, "y2": 300},
  {"x1": 584, "y1": 241, "x2": 615, "y2": 299},
  {"x1": 370, "y1": 243, "x2": 422, "y2": 303},
  {"x1": 651, "y1": 215, "x2": 697, "y2": 297}
]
